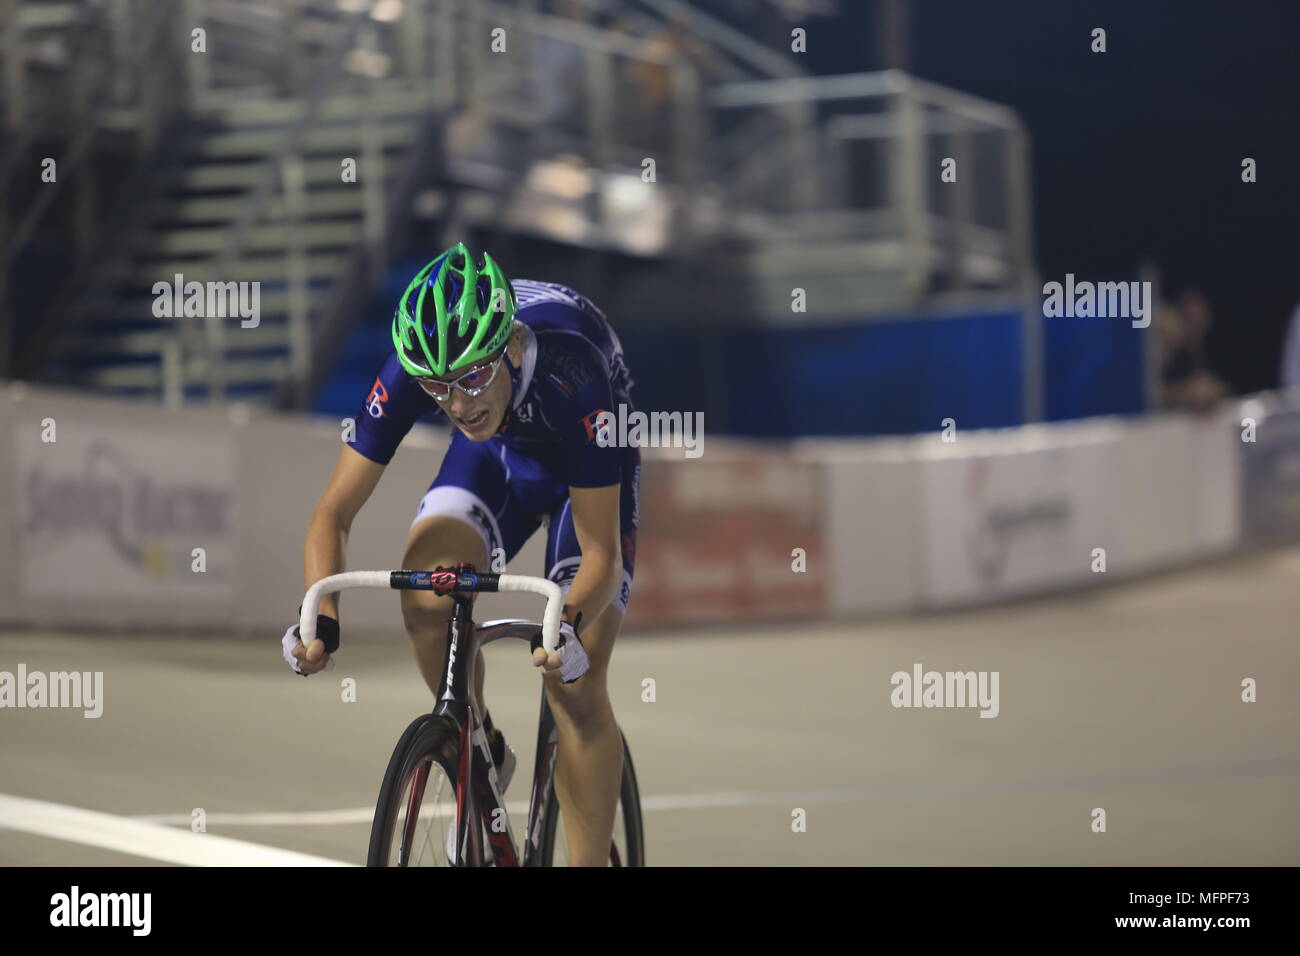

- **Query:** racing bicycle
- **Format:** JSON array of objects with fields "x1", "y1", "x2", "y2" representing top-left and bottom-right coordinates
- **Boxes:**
[{"x1": 298, "y1": 564, "x2": 644, "y2": 866}]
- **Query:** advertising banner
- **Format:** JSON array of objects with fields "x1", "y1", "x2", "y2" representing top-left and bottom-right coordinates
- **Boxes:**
[
  {"x1": 15, "y1": 421, "x2": 236, "y2": 606},
  {"x1": 626, "y1": 452, "x2": 828, "y2": 626},
  {"x1": 920, "y1": 440, "x2": 1111, "y2": 604}
]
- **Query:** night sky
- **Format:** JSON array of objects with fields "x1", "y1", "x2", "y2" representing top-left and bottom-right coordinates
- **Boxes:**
[{"x1": 796, "y1": 0, "x2": 1300, "y2": 392}]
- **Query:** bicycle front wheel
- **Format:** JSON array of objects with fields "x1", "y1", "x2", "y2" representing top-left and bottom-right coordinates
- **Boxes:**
[
  {"x1": 539, "y1": 731, "x2": 644, "y2": 866},
  {"x1": 367, "y1": 715, "x2": 465, "y2": 867}
]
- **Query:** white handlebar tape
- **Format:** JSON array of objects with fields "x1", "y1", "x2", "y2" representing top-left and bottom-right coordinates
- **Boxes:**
[
  {"x1": 298, "y1": 571, "x2": 564, "y2": 653},
  {"x1": 298, "y1": 571, "x2": 392, "y2": 643},
  {"x1": 495, "y1": 575, "x2": 565, "y2": 653}
]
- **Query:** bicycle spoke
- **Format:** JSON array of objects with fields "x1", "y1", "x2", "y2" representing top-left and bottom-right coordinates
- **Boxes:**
[
  {"x1": 388, "y1": 754, "x2": 455, "y2": 867},
  {"x1": 412, "y1": 774, "x2": 448, "y2": 866}
]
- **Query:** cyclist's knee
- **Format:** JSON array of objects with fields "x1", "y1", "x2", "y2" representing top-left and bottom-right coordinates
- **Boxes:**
[
  {"x1": 546, "y1": 668, "x2": 611, "y2": 728},
  {"x1": 400, "y1": 589, "x2": 455, "y2": 642},
  {"x1": 399, "y1": 514, "x2": 487, "y2": 642},
  {"x1": 544, "y1": 605, "x2": 621, "y2": 725},
  {"x1": 403, "y1": 514, "x2": 488, "y2": 572}
]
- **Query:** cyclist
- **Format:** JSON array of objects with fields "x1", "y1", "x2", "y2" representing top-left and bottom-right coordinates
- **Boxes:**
[{"x1": 284, "y1": 242, "x2": 638, "y2": 867}]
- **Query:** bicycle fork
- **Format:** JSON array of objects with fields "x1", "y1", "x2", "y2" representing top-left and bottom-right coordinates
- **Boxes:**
[{"x1": 436, "y1": 593, "x2": 520, "y2": 866}]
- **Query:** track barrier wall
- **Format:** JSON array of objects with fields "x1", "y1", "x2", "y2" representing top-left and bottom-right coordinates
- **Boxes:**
[{"x1": 1, "y1": 382, "x2": 1290, "y2": 635}]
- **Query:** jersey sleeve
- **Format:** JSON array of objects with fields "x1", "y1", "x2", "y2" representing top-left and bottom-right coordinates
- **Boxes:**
[
  {"x1": 349, "y1": 352, "x2": 438, "y2": 465},
  {"x1": 545, "y1": 338, "x2": 624, "y2": 488}
]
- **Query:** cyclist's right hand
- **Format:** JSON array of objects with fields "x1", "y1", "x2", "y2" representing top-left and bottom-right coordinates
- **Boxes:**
[
  {"x1": 531, "y1": 619, "x2": 589, "y2": 683},
  {"x1": 282, "y1": 615, "x2": 340, "y2": 677}
]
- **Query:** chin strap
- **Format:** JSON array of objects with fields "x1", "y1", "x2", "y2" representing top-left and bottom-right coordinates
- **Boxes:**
[
  {"x1": 496, "y1": 351, "x2": 523, "y2": 435},
  {"x1": 506, "y1": 350, "x2": 523, "y2": 406}
]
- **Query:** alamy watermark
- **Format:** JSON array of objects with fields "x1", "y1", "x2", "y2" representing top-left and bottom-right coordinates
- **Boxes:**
[
  {"x1": 890, "y1": 663, "x2": 999, "y2": 718},
  {"x1": 1042, "y1": 273, "x2": 1151, "y2": 328},
  {"x1": 50, "y1": 886, "x2": 150, "y2": 935},
  {"x1": 152, "y1": 273, "x2": 261, "y2": 328},
  {"x1": 0, "y1": 664, "x2": 103, "y2": 718},
  {"x1": 584, "y1": 404, "x2": 704, "y2": 459}
]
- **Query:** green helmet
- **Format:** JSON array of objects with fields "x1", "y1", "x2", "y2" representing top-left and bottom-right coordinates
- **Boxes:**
[{"x1": 390, "y1": 242, "x2": 518, "y2": 377}]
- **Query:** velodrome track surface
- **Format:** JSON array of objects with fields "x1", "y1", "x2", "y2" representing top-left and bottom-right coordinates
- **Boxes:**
[{"x1": 2, "y1": 546, "x2": 1297, "y2": 866}]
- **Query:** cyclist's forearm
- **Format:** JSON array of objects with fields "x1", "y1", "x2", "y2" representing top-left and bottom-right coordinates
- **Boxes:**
[
  {"x1": 304, "y1": 507, "x2": 350, "y2": 620},
  {"x1": 561, "y1": 548, "x2": 620, "y2": 629}
]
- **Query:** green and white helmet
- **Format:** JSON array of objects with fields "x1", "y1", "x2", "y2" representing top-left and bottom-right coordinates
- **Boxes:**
[{"x1": 391, "y1": 242, "x2": 518, "y2": 377}]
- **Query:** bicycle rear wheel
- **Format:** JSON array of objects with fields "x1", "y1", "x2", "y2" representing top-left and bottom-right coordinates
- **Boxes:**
[
  {"x1": 539, "y1": 731, "x2": 644, "y2": 866},
  {"x1": 367, "y1": 715, "x2": 465, "y2": 867}
]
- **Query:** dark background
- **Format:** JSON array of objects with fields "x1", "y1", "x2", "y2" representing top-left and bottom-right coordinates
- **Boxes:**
[{"x1": 773, "y1": 0, "x2": 1300, "y2": 393}]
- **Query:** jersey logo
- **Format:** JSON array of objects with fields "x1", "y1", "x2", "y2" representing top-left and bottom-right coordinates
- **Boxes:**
[
  {"x1": 516, "y1": 401, "x2": 534, "y2": 424},
  {"x1": 548, "y1": 561, "x2": 580, "y2": 588},
  {"x1": 543, "y1": 351, "x2": 594, "y2": 396},
  {"x1": 579, "y1": 409, "x2": 610, "y2": 443},
  {"x1": 366, "y1": 377, "x2": 389, "y2": 418}
]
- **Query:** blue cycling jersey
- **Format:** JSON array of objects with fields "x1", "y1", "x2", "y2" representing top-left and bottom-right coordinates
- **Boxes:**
[{"x1": 352, "y1": 279, "x2": 634, "y2": 488}]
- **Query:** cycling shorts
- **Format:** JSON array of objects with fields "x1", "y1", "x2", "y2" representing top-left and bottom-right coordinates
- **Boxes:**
[{"x1": 410, "y1": 432, "x2": 639, "y2": 615}]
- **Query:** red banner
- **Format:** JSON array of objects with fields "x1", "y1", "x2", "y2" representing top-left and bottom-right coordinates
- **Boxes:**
[{"x1": 626, "y1": 452, "x2": 828, "y2": 627}]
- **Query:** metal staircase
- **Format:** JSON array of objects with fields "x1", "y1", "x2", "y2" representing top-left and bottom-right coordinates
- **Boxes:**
[
  {"x1": 47, "y1": 80, "x2": 441, "y2": 401},
  {"x1": 5, "y1": 0, "x2": 743, "y2": 404},
  {"x1": 3, "y1": 0, "x2": 1035, "y2": 408}
]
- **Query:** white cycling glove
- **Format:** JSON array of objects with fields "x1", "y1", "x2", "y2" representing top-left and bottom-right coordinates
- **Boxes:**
[
  {"x1": 533, "y1": 620, "x2": 589, "y2": 683},
  {"x1": 282, "y1": 623, "x2": 336, "y2": 676}
]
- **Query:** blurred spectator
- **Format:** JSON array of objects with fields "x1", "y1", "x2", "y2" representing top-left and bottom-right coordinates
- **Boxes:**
[
  {"x1": 616, "y1": 27, "x2": 676, "y2": 151},
  {"x1": 1279, "y1": 298, "x2": 1300, "y2": 390},
  {"x1": 1157, "y1": 289, "x2": 1231, "y2": 412},
  {"x1": 615, "y1": 17, "x2": 721, "y2": 155}
]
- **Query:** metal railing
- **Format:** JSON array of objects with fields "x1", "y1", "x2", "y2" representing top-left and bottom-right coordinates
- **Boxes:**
[
  {"x1": 181, "y1": 0, "x2": 364, "y2": 105},
  {"x1": 708, "y1": 69, "x2": 1034, "y2": 293}
]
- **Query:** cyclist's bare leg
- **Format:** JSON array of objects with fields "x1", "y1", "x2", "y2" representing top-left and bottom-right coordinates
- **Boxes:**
[
  {"x1": 400, "y1": 516, "x2": 489, "y2": 704},
  {"x1": 543, "y1": 601, "x2": 625, "y2": 866}
]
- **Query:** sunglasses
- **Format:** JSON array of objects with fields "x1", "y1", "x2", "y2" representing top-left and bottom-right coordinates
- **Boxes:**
[{"x1": 414, "y1": 354, "x2": 506, "y2": 401}]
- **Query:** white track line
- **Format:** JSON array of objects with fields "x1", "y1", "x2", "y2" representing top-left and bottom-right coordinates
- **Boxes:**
[
  {"x1": 134, "y1": 804, "x2": 520, "y2": 827},
  {"x1": 0, "y1": 794, "x2": 355, "y2": 866},
  {"x1": 132, "y1": 792, "x2": 847, "y2": 827}
]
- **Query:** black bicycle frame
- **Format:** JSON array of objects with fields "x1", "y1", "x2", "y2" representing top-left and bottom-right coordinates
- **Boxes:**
[{"x1": 391, "y1": 566, "x2": 563, "y2": 867}]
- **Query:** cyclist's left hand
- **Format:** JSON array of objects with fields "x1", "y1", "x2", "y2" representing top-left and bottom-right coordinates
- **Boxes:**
[
  {"x1": 532, "y1": 621, "x2": 589, "y2": 683},
  {"x1": 282, "y1": 616, "x2": 339, "y2": 676}
]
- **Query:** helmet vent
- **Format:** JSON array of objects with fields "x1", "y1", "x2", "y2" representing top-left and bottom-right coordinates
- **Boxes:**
[{"x1": 476, "y1": 275, "x2": 494, "y2": 313}]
